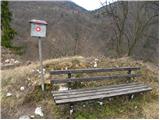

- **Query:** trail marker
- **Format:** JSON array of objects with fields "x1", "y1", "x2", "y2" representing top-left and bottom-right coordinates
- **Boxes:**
[{"x1": 29, "y1": 19, "x2": 48, "y2": 91}]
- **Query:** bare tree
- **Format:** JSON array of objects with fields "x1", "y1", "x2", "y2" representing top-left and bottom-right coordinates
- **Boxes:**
[
  {"x1": 125, "y1": 2, "x2": 158, "y2": 56},
  {"x1": 100, "y1": 1, "x2": 158, "y2": 57},
  {"x1": 100, "y1": 0, "x2": 128, "y2": 56}
]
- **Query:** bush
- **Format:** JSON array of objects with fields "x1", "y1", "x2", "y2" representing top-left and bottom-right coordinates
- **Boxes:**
[{"x1": 1, "y1": 1, "x2": 17, "y2": 48}]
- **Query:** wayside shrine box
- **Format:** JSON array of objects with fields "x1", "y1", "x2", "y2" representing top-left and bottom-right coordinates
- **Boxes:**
[{"x1": 29, "y1": 19, "x2": 47, "y2": 37}]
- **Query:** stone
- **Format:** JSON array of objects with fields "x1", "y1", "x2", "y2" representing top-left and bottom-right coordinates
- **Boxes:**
[
  {"x1": 30, "y1": 115, "x2": 35, "y2": 118},
  {"x1": 15, "y1": 60, "x2": 20, "y2": 64},
  {"x1": 65, "y1": 67, "x2": 68, "y2": 70},
  {"x1": 97, "y1": 101, "x2": 103, "y2": 105},
  {"x1": 93, "y1": 61, "x2": 97, "y2": 68},
  {"x1": 42, "y1": 69, "x2": 46, "y2": 74},
  {"x1": 134, "y1": 106, "x2": 137, "y2": 109},
  {"x1": 95, "y1": 58, "x2": 99, "y2": 61},
  {"x1": 70, "y1": 108, "x2": 73, "y2": 115},
  {"x1": 6, "y1": 92, "x2": 12, "y2": 97},
  {"x1": 35, "y1": 107, "x2": 44, "y2": 117},
  {"x1": 19, "y1": 115, "x2": 30, "y2": 119},
  {"x1": 58, "y1": 85, "x2": 68, "y2": 91},
  {"x1": 5, "y1": 59, "x2": 10, "y2": 63},
  {"x1": 131, "y1": 94, "x2": 134, "y2": 99},
  {"x1": 20, "y1": 86, "x2": 25, "y2": 91}
]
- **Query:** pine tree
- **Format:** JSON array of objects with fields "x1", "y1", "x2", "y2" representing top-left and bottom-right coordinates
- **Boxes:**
[{"x1": 1, "y1": 1, "x2": 16, "y2": 48}]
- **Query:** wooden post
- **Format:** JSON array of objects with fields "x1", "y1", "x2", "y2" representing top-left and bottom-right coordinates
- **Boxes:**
[{"x1": 39, "y1": 38, "x2": 44, "y2": 91}]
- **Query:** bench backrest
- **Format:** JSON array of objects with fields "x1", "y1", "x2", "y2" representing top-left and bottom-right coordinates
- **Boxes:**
[{"x1": 50, "y1": 67, "x2": 141, "y2": 84}]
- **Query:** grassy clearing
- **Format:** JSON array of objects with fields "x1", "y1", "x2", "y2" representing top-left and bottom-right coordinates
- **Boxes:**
[{"x1": 1, "y1": 56, "x2": 158, "y2": 118}]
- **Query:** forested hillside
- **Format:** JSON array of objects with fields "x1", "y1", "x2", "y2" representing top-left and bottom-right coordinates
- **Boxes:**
[{"x1": 8, "y1": 1, "x2": 158, "y2": 64}]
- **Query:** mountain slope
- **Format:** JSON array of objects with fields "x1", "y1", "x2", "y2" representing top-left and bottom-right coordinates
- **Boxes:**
[{"x1": 8, "y1": 1, "x2": 158, "y2": 64}]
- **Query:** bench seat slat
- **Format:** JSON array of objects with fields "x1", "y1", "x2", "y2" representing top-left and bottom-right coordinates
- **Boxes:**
[
  {"x1": 54, "y1": 85, "x2": 152, "y2": 104},
  {"x1": 51, "y1": 74, "x2": 141, "y2": 84},
  {"x1": 52, "y1": 83, "x2": 146, "y2": 97},
  {"x1": 50, "y1": 67, "x2": 140, "y2": 75},
  {"x1": 54, "y1": 85, "x2": 150, "y2": 100},
  {"x1": 52, "y1": 82, "x2": 141, "y2": 95}
]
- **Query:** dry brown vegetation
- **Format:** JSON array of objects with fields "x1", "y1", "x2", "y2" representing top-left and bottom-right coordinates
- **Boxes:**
[
  {"x1": 1, "y1": 56, "x2": 158, "y2": 118},
  {"x1": 9, "y1": 1, "x2": 158, "y2": 64}
]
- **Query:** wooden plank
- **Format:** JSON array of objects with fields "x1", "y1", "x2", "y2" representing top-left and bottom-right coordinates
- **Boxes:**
[
  {"x1": 51, "y1": 74, "x2": 141, "y2": 84},
  {"x1": 55, "y1": 87, "x2": 152, "y2": 104},
  {"x1": 54, "y1": 85, "x2": 150, "y2": 100},
  {"x1": 53, "y1": 83, "x2": 147, "y2": 97},
  {"x1": 50, "y1": 67, "x2": 140, "y2": 75},
  {"x1": 52, "y1": 82, "x2": 141, "y2": 95}
]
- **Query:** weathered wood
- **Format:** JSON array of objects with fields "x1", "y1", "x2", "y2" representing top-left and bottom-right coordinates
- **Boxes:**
[
  {"x1": 52, "y1": 82, "x2": 145, "y2": 96},
  {"x1": 51, "y1": 74, "x2": 141, "y2": 84},
  {"x1": 53, "y1": 84, "x2": 149, "y2": 99},
  {"x1": 50, "y1": 67, "x2": 140, "y2": 75},
  {"x1": 50, "y1": 67, "x2": 152, "y2": 105},
  {"x1": 54, "y1": 86, "x2": 152, "y2": 104},
  {"x1": 52, "y1": 82, "x2": 140, "y2": 95}
]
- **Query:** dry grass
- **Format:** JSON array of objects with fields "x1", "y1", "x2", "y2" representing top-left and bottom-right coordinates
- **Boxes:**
[
  {"x1": 1, "y1": 56, "x2": 88, "y2": 118},
  {"x1": 1, "y1": 56, "x2": 159, "y2": 119}
]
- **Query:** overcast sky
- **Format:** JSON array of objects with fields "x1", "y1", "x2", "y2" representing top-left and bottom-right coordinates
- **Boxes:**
[{"x1": 71, "y1": 0, "x2": 117, "y2": 11}]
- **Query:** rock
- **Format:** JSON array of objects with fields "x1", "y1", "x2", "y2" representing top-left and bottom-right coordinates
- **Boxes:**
[
  {"x1": 58, "y1": 85, "x2": 68, "y2": 91},
  {"x1": 35, "y1": 107, "x2": 44, "y2": 117},
  {"x1": 134, "y1": 106, "x2": 137, "y2": 109},
  {"x1": 20, "y1": 86, "x2": 25, "y2": 91},
  {"x1": 131, "y1": 94, "x2": 134, "y2": 99},
  {"x1": 5, "y1": 59, "x2": 10, "y2": 63},
  {"x1": 6, "y1": 92, "x2": 12, "y2": 97},
  {"x1": 93, "y1": 61, "x2": 97, "y2": 68},
  {"x1": 65, "y1": 67, "x2": 68, "y2": 70},
  {"x1": 30, "y1": 115, "x2": 35, "y2": 118},
  {"x1": 27, "y1": 77, "x2": 31, "y2": 81},
  {"x1": 19, "y1": 115, "x2": 30, "y2": 119},
  {"x1": 95, "y1": 58, "x2": 99, "y2": 61},
  {"x1": 83, "y1": 104, "x2": 86, "y2": 107},
  {"x1": 70, "y1": 106, "x2": 74, "y2": 115},
  {"x1": 36, "y1": 69, "x2": 40, "y2": 73},
  {"x1": 15, "y1": 60, "x2": 20, "y2": 64},
  {"x1": 98, "y1": 101, "x2": 103, "y2": 105},
  {"x1": 43, "y1": 68, "x2": 46, "y2": 74},
  {"x1": 70, "y1": 109, "x2": 73, "y2": 115}
]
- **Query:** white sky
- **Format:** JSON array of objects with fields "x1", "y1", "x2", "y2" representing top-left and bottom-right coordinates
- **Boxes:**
[{"x1": 71, "y1": 0, "x2": 117, "y2": 11}]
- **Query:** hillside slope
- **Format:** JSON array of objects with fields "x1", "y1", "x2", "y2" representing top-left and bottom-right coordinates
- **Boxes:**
[
  {"x1": 1, "y1": 56, "x2": 158, "y2": 118},
  {"x1": 8, "y1": 1, "x2": 158, "y2": 64}
]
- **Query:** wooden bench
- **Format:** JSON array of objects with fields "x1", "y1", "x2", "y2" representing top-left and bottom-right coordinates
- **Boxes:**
[{"x1": 50, "y1": 67, "x2": 152, "y2": 105}]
